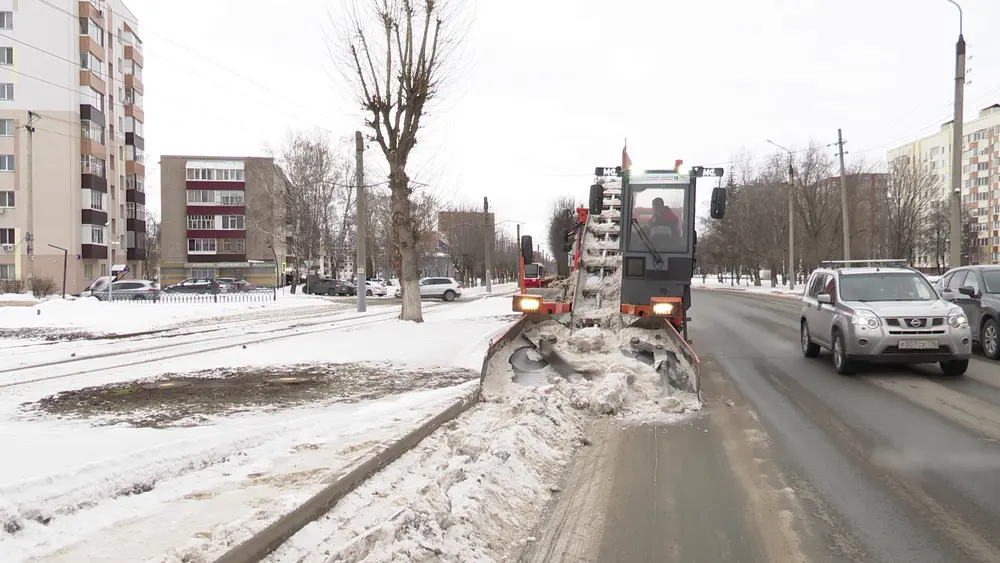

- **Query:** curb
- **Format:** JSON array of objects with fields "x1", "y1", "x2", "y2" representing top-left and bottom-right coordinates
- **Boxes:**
[
  {"x1": 692, "y1": 286, "x2": 802, "y2": 300},
  {"x1": 213, "y1": 316, "x2": 529, "y2": 563}
]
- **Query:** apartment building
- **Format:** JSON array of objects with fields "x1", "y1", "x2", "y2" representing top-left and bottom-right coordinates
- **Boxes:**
[
  {"x1": 888, "y1": 103, "x2": 1000, "y2": 264},
  {"x1": 0, "y1": 0, "x2": 147, "y2": 292},
  {"x1": 159, "y1": 156, "x2": 291, "y2": 287}
]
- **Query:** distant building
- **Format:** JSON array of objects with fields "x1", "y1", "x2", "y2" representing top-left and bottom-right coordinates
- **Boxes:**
[
  {"x1": 0, "y1": 0, "x2": 147, "y2": 292},
  {"x1": 159, "y1": 156, "x2": 292, "y2": 286},
  {"x1": 888, "y1": 103, "x2": 1000, "y2": 264}
]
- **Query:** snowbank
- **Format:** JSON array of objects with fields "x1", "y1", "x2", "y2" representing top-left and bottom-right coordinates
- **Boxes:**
[{"x1": 691, "y1": 277, "x2": 804, "y2": 298}]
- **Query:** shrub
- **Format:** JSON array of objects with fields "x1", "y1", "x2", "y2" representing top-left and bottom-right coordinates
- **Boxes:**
[
  {"x1": 31, "y1": 277, "x2": 59, "y2": 298},
  {"x1": 0, "y1": 278, "x2": 24, "y2": 294}
]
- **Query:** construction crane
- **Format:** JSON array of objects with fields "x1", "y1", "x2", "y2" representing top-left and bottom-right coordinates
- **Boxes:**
[{"x1": 504, "y1": 156, "x2": 727, "y2": 400}]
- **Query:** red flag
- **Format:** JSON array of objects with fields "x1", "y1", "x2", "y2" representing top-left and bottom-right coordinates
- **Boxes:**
[{"x1": 622, "y1": 140, "x2": 632, "y2": 172}]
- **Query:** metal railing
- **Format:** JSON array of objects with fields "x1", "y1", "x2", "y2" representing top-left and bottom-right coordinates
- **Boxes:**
[{"x1": 99, "y1": 288, "x2": 277, "y2": 303}]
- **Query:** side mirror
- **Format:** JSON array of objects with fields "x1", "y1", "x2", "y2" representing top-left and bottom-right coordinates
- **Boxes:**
[
  {"x1": 521, "y1": 235, "x2": 533, "y2": 264},
  {"x1": 710, "y1": 186, "x2": 727, "y2": 219},
  {"x1": 589, "y1": 184, "x2": 604, "y2": 215},
  {"x1": 958, "y1": 286, "x2": 978, "y2": 298},
  {"x1": 817, "y1": 293, "x2": 832, "y2": 304}
]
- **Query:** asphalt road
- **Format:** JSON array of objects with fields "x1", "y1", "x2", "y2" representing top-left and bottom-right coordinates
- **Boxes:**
[{"x1": 520, "y1": 288, "x2": 1000, "y2": 563}]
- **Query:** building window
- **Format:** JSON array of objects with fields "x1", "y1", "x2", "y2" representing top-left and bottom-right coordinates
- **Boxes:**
[
  {"x1": 0, "y1": 155, "x2": 12, "y2": 171},
  {"x1": 186, "y1": 168, "x2": 245, "y2": 181},
  {"x1": 220, "y1": 238, "x2": 246, "y2": 254},
  {"x1": 81, "y1": 120, "x2": 105, "y2": 144},
  {"x1": 89, "y1": 190, "x2": 104, "y2": 211},
  {"x1": 90, "y1": 225, "x2": 105, "y2": 245},
  {"x1": 84, "y1": 263, "x2": 93, "y2": 280},
  {"x1": 0, "y1": 264, "x2": 14, "y2": 280},
  {"x1": 219, "y1": 191, "x2": 245, "y2": 206},
  {"x1": 0, "y1": 119, "x2": 11, "y2": 136},
  {"x1": 79, "y1": 17, "x2": 105, "y2": 47},
  {"x1": 127, "y1": 174, "x2": 144, "y2": 192},
  {"x1": 80, "y1": 51, "x2": 103, "y2": 76},
  {"x1": 0, "y1": 12, "x2": 12, "y2": 30},
  {"x1": 0, "y1": 227, "x2": 13, "y2": 244},
  {"x1": 188, "y1": 238, "x2": 217, "y2": 253},
  {"x1": 0, "y1": 83, "x2": 13, "y2": 100},
  {"x1": 124, "y1": 88, "x2": 142, "y2": 109},
  {"x1": 186, "y1": 214, "x2": 213, "y2": 230},
  {"x1": 187, "y1": 190, "x2": 213, "y2": 204},
  {"x1": 126, "y1": 145, "x2": 144, "y2": 164},
  {"x1": 81, "y1": 154, "x2": 105, "y2": 177},
  {"x1": 221, "y1": 215, "x2": 244, "y2": 230},
  {"x1": 0, "y1": 47, "x2": 11, "y2": 65},
  {"x1": 126, "y1": 202, "x2": 145, "y2": 219},
  {"x1": 0, "y1": 191, "x2": 12, "y2": 207}
]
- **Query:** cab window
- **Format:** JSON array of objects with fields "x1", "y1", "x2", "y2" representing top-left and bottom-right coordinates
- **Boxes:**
[
  {"x1": 964, "y1": 271, "x2": 981, "y2": 295},
  {"x1": 946, "y1": 270, "x2": 967, "y2": 291},
  {"x1": 806, "y1": 272, "x2": 827, "y2": 298},
  {"x1": 823, "y1": 275, "x2": 837, "y2": 303}
]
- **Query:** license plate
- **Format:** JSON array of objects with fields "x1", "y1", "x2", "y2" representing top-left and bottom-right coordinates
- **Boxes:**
[{"x1": 898, "y1": 340, "x2": 938, "y2": 350}]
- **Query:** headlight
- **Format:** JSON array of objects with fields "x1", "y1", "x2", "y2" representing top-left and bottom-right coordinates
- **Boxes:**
[
  {"x1": 852, "y1": 310, "x2": 881, "y2": 329},
  {"x1": 514, "y1": 296, "x2": 541, "y2": 313},
  {"x1": 948, "y1": 313, "x2": 968, "y2": 328},
  {"x1": 651, "y1": 302, "x2": 675, "y2": 316}
]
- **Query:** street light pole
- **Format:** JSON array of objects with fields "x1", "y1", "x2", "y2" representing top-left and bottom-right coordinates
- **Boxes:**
[
  {"x1": 945, "y1": 0, "x2": 965, "y2": 268},
  {"x1": 47, "y1": 243, "x2": 67, "y2": 299},
  {"x1": 767, "y1": 140, "x2": 796, "y2": 291}
]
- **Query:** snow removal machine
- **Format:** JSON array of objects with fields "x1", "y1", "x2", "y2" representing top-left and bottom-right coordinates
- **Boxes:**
[{"x1": 508, "y1": 154, "x2": 727, "y2": 399}]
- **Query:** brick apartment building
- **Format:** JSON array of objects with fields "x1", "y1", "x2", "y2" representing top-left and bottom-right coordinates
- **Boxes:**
[
  {"x1": 159, "y1": 156, "x2": 291, "y2": 287},
  {"x1": 0, "y1": 0, "x2": 147, "y2": 293}
]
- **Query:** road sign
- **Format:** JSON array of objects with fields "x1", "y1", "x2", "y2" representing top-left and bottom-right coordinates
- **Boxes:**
[
  {"x1": 304, "y1": 260, "x2": 314, "y2": 269},
  {"x1": 356, "y1": 267, "x2": 365, "y2": 274}
]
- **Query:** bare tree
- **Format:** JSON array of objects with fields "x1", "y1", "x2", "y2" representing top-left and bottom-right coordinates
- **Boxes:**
[
  {"x1": 439, "y1": 202, "x2": 485, "y2": 285},
  {"x1": 337, "y1": 0, "x2": 464, "y2": 322},
  {"x1": 546, "y1": 195, "x2": 577, "y2": 277},
  {"x1": 882, "y1": 156, "x2": 937, "y2": 261},
  {"x1": 141, "y1": 211, "x2": 161, "y2": 281}
]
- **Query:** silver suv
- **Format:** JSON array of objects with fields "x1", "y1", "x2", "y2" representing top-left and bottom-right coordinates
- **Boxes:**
[{"x1": 799, "y1": 261, "x2": 972, "y2": 376}]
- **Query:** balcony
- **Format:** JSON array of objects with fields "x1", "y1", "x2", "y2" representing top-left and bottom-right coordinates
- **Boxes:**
[
  {"x1": 79, "y1": 35, "x2": 104, "y2": 60},
  {"x1": 79, "y1": 70, "x2": 106, "y2": 94},
  {"x1": 125, "y1": 159, "x2": 145, "y2": 177},
  {"x1": 127, "y1": 247, "x2": 147, "y2": 261},
  {"x1": 125, "y1": 132, "x2": 144, "y2": 151},
  {"x1": 124, "y1": 45, "x2": 143, "y2": 68},
  {"x1": 81, "y1": 170, "x2": 107, "y2": 193},
  {"x1": 81, "y1": 244, "x2": 108, "y2": 260},
  {"x1": 124, "y1": 103, "x2": 144, "y2": 123},
  {"x1": 125, "y1": 187, "x2": 145, "y2": 206},
  {"x1": 81, "y1": 208, "x2": 108, "y2": 226},
  {"x1": 80, "y1": 138, "x2": 106, "y2": 159},
  {"x1": 77, "y1": 1, "x2": 105, "y2": 26},
  {"x1": 127, "y1": 217, "x2": 146, "y2": 233},
  {"x1": 124, "y1": 73, "x2": 143, "y2": 94}
]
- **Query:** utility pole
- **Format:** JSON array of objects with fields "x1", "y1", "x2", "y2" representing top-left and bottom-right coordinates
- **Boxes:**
[
  {"x1": 355, "y1": 131, "x2": 367, "y2": 313},
  {"x1": 517, "y1": 223, "x2": 525, "y2": 294},
  {"x1": 947, "y1": 0, "x2": 965, "y2": 268},
  {"x1": 106, "y1": 222, "x2": 113, "y2": 301},
  {"x1": 835, "y1": 129, "x2": 851, "y2": 260},
  {"x1": 25, "y1": 112, "x2": 38, "y2": 291},
  {"x1": 483, "y1": 196, "x2": 492, "y2": 294},
  {"x1": 767, "y1": 139, "x2": 795, "y2": 291}
]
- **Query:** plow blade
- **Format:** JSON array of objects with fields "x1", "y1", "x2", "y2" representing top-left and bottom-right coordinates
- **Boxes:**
[
  {"x1": 503, "y1": 314, "x2": 587, "y2": 386},
  {"x1": 621, "y1": 317, "x2": 702, "y2": 400}
]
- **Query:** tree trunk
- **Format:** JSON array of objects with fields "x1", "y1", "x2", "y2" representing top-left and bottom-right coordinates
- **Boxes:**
[{"x1": 389, "y1": 161, "x2": 423, "y2": 322}]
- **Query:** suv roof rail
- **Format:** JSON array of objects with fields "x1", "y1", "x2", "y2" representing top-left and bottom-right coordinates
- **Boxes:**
[{"x1": 820, "y1": 259, "x2": 910, "y2": 269}]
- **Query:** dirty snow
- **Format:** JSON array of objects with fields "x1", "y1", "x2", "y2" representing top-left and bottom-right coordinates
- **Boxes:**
[
  {"x1": 0, "y1": 293, "x2": 520, "y2": 562},
  {"x1": 691, "y1": 277, "x2": 803, "y2": 298}
]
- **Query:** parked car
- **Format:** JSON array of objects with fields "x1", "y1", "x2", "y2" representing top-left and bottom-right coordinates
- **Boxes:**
[
  {"x1": 394, "y1": 277, "x2": 463, "y2": 301},
  {"x1": 307, "y1": 278, "x2": 355, "y2": 296},
  {"x1": 162, "y1": 278, "x2": 228, "y2": 294},
  {"x1": 935, "y1": 265, "x2": 1000, "y2": 360},
  {"x1": 81, "y1": 279, "x2": 161, "y2": 301},
  {"x1": 800, "y1": 263, "x2": 971, "y2": 376},
  {"x1": 353, "y1": 280, "x2": 387, "y2": 297},
  {"x1": 217, "y1": 278, "x2": 255, "y2": 292}
]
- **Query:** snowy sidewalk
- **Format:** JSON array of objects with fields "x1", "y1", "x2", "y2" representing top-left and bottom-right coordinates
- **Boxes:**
[
  {"x1": 0, "y1": 295, "x2": 522, "y2": 563},
  {"x1": 691, "y1": 277, "x2": 804, "y2": 299}
]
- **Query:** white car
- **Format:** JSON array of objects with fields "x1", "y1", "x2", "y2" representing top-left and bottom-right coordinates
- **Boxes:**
[
  {"x1": 363, "y1": 280, "x2": 387, "y2": 297},
  {"x1": 394, "y1": 277, "x2": 463, "y2": 301}
]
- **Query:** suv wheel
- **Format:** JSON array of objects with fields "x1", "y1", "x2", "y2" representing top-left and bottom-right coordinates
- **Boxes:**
[
  {"x1": 443, "y1": 290, "x2": 457, "y2": 302},
  {"x1": 981, "y1": 318, "x2": 999, "y2": 360},
  {"x1": 366, "y1": 289, "x2": 373, "y2": 297},
  {"x1": 327, "y1": 288, "x2": 337, "y2": 296},
  {"x1": 940, "y1": 359, "x2": 969, "y2": 377},
  {"x1": 801, "y1": 321, "x2": 821, "y2": 358},
  {"x1": 832, "y1": 330, "x2": 855, "y2": 375}
]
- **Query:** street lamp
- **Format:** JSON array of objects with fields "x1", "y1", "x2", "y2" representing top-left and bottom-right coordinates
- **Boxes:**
[
  {"x1": 767, "y1": 139, "x2": 796, "y2": 291},
  {"x1": 944, "y1": 0, "x2": 964, "y2": 268}
]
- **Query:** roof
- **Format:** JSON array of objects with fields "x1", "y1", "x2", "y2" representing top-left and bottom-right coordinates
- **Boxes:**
[
  {"x1": 826, "y1": 267, "x2": 917, "y2": 276},
  {"x1": 160, "y1": 155, "x2": 276, "y2": 161}
]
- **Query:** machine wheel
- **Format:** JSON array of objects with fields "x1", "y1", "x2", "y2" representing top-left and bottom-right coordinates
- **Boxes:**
[
  {"x1": 831, "y1": 330, "x2": 855, "y2": 375},
  {"x1": 940, "y1": 359, "x2": 969, "y2": 377},
  {"x1": 800, "y1": 320, "x2": 821, "y2": 358},
  {"x1": 443, "y1": 290, "x2": 457, "y2": 302},
  {"x1": 366, "y1": 289, "x2": 373, "y2": 297},
  {"x1": 981, "y1": 318, "x2": 999, "y2": 360}
]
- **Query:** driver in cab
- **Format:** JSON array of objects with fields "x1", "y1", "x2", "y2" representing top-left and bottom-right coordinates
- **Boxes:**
[{"x1": 649, "y1": 197, "x2": 680, "y2": 233}]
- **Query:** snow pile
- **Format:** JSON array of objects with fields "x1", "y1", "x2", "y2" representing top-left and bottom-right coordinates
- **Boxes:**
[
  {"x1": 567, "y1": 326, "x2": 607, "y2": 353},
  {"x1": 266, "y1": 380, "x2": 587, "y2": 563},
  {"x1": 0, "y1": 292, "x2": 38, "y2": 304},
  {"x1": 690, "y1": 277, "x2": 803, "y2": 298},
  {"x1": 586, "y1": 366, "x2": 629, "y2": 415}
]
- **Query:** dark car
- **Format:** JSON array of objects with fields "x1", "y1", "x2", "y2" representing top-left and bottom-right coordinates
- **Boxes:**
[
  {"x1": 936, "y1": 265, "x2": 1000, "y2": 360},
  {"x1": 162, "y1": 278, "x2": 228, "y2": 294},
  {"x1": 307, "y1": 278, "x2": 355, "y2": 296}
]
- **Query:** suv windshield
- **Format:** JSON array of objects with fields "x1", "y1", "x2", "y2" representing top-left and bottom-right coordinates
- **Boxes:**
[
  {"x1": 840, "y1": 273, "x2": 938, "y2": 302},
  {"x1": 983, "y1": 271, "x2": 1000, "y2": 294}
]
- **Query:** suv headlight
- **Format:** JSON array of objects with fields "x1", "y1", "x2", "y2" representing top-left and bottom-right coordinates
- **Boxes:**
[
  {"x1": 948, "y1": 312, "x2": 969, "y2": 328},
  {"x1": 852, "y1": 310, "x2": 881, "y2": 329}
]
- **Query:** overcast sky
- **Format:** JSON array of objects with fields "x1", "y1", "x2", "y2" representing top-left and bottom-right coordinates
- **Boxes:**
[{"x1": 131, "y1": 0, "x2": 1000, "y2": 245}]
